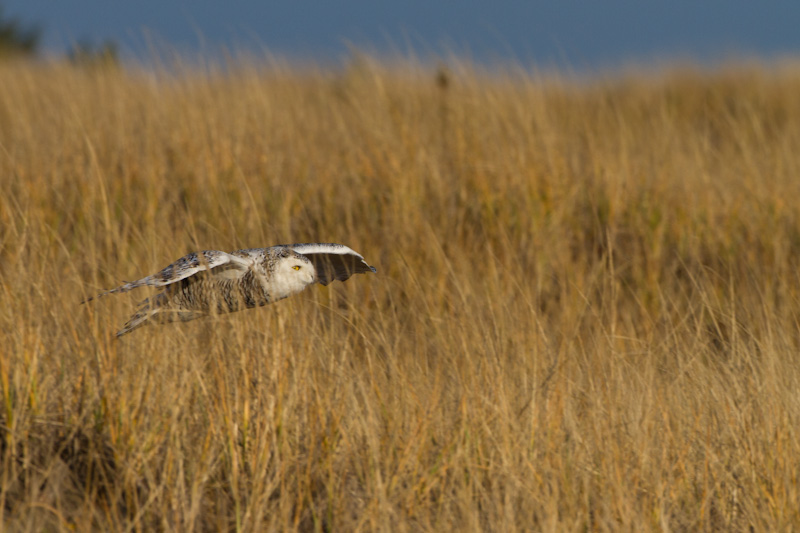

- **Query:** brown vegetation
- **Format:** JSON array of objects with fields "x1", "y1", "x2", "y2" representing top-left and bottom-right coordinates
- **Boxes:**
[{"x1": 2, "y1": 57, "x2": 800, "y2": 531}]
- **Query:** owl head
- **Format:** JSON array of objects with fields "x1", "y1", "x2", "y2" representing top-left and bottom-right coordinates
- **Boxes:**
[{"x1": 271, "y1": 249, "x2": 316, "y2": 298}]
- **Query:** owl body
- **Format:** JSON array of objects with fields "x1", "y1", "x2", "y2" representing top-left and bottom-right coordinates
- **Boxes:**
[{"x1": 87, "y1": 243, "x2": 376, "y2": 336}]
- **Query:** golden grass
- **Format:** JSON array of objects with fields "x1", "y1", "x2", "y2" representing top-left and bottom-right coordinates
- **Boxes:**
[{"x1": 2, "y1": 55, "x2": 800, "y2": 531}]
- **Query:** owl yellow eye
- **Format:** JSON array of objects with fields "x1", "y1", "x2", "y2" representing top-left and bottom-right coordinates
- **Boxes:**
[{"x1": 292, "y1": 265, "x2": 301, "y2": 270}]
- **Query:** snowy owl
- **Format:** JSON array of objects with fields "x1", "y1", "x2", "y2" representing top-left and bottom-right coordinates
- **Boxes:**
[{"x1": 86, "y1": 243, "x2": 377, "y2": 337}]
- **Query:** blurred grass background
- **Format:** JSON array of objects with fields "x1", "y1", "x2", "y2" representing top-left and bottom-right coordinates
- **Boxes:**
[{"x1": 2, "y1": 56, "x2": 800, "y2": 530}]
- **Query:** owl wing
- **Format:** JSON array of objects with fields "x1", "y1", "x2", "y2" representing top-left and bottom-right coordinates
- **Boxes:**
[
  {"x1": 288, "y1": 243, "x2": 377, "y2": 286},
  {"x1": 85, "y1": 250, "x2": 254, "y2": 302}
]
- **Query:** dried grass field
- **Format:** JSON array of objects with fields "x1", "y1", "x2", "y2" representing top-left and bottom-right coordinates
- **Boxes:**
[{"x1": 2, "y1": 57, "x2": 800, "y2": 531}]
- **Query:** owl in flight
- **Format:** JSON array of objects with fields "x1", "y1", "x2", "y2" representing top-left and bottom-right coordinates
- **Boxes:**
[{"x1": 86, "y1": 243, "x2": 377, "y2": 337}]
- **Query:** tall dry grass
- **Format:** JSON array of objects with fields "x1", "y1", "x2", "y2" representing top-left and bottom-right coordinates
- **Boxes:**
[{"x1": 2, "y1": 55, "x2": 800, "y2": 531}]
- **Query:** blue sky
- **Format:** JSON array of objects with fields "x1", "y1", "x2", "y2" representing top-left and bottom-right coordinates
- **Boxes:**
[{"x1": 4, "y1": 1, "x2": 799, "y2": 70}]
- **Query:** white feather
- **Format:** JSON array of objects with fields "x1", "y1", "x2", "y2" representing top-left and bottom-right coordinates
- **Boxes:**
[{"x1": 288, "y1": 243, "x2": 365, "y2": 259}]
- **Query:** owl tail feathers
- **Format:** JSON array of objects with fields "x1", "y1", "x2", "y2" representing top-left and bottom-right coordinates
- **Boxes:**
[
  {"x1": 116, "y1": 309, "x2": 155, "y2": 337},
  {"x1": 116, "y1": 296, "x2": 161, "y2": 337},
  {"x1": 116, "y1": 296, "x2": 207, "y2": 337}
]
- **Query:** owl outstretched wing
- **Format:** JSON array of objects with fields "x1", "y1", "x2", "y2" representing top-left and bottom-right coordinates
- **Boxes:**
[
  {"x1": 288, "y1": 243, "x2": 377, "y2": 286},
  {"x1": 84, "y1": 250, "x2": 254, "y2": 302}
]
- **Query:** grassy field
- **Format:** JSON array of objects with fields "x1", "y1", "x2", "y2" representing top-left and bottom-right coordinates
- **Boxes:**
[{"x1": 2, "y1": 56, "x2": 800, "y2": 531}]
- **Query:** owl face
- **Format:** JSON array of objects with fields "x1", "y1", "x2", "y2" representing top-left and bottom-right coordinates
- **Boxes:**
[{"x1": 272, "y1": 251, "x2": 316, "y2": 297}]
